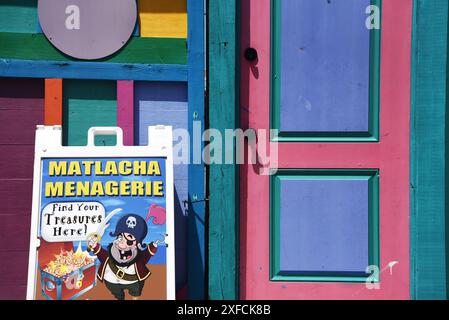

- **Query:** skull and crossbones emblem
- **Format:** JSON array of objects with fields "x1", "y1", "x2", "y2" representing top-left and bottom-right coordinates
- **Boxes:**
[{"x1": 126, "y1": 216, "x2": 137, "y2": 229}]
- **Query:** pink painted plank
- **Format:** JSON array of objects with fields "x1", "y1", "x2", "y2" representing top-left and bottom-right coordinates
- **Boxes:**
[
  {"x1": 0, "y1": 146, "x2": 35, "y2": 179},
  {"x1": 239, "y1": 0, "x2": 412, "y2": 299},
  {"x1": 117, "y1": 80, "x2": 134, "y2": 146}
]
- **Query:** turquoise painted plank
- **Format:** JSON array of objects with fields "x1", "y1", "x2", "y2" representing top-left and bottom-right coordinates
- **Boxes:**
[
  {"x1": 63, "y1": 80, "x2": 117, "y2": 146},
  {"x1": 0, "y1": 0, "x2": 38, "y2": 33},
  {"x1": 411, "y1": 0, "x2": 448, "y2": 300},
  {"x1": 208, "y1": 0, "x2": 239, "y2": 300},
  {"x1": 0, "y1": 59, "x2": 188, "y2": 81},
  {"x1": 187, "y1": 0, "x2": 206, "y2": 300}
]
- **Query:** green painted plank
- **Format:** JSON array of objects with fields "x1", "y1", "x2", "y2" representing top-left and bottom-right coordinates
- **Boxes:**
[
  {"x1": 0, "y1": 1, "x2": 38, "y2": 33},
  {"x1": 411, "y1": 0, "x2": 448, "y2": 300},
  {"x1": 208, "y1": 0, "x2": 239, "y2": 300},
  {"x1": 63, "y1": 80, "x2": 117, "y2": 147},
  {"x1": 0, "y1": 33, "x2": 187, "y2": 64}
]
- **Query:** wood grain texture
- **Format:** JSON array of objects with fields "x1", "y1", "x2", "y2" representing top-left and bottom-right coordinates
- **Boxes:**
[
  {"x1": 0, "y1": 285, "x2": 27, "y2": 300},
  {"x1": 0, "y1": 33, "x2": 187, "y2": 65},
  {"x1": 134, "y1": 81, "x2": 189, "y2": 294},
  {"x1": 44, "y1": 78, "x2": 62, "y2": 125},
  {"x1": 63, "y1": 80, "x2": 117, "y2": 146},
  {"x1": 0, "y1": 146, "x2": 35, "y2": 179},
  {"x1": 187, "y1": 0, "x2": 206, "y2": 300},
  {"x1": 0, "y1": 251, "x2": 29, "y2": 287},
  {"x1": 0, "y1": 78, "x2": 44, "y2": 300},
  {"x1": 208, "y1": 0, "x2": 239, "y2": 300},
  {"x1": 0, "y1": 214, "x2": 31, "y2": 252},
  {"x1": 0, "y1": 59, "x2": 188, "y2": 81},
  {"x1": 117, "y1": 80, "x2": 134, "y2": 146},
  {"x1": 411, "y1": 0, "x2": 449, "y2": 300},
  {"x1": 139, "y1": 0, "x2": 187, "y2": 38},
  {"x1": 0, "y1": 0, "x2": 38, "y2": 34},
  {"x1": 0, "y1": 179, "x2": 33, "y2": 216}
]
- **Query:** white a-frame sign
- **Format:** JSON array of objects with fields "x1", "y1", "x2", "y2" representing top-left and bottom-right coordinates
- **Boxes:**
[{"x1": 27, "y1": 126, "x2": 175, "y2": 300}]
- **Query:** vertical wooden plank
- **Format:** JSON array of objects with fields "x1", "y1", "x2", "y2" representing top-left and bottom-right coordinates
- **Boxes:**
[
  {"x1": 188, "y1": 0, "x2": 206, "y2": 299},
  {"x1": 134, "y1": 81, "x2": 189, "y2": 297},
  {"x1": 208, "y1": 0, "x2": 239, "y2": 299},
  {"x1": 411, "y1": 0, "x2": 448, "y2": 300},
  {"x1": 0, "y1": 77, "x2": 44, "y2": 299},
  {"x1": 63, "y1": 80, "x2": 117, "y2": 146},
  {"x1": 44, "y1": 79, "x2": 62, "y2": 125},
  {"x1": 117, "y1": 80, "x2": 134, "y2": 146}
]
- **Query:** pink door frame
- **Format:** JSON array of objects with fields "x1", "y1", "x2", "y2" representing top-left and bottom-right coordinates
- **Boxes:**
[{"x1": 239, "y1": 0, "x2": 412, "y2": 299}]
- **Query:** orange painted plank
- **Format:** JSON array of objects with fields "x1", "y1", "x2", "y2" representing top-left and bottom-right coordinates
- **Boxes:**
[{"x1": 44, "y1": 78, "x2": 62, "y2": 125}]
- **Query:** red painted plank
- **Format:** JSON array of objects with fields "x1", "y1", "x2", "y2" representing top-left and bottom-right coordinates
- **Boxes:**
[
  {"x1": 44, "y1": 78, "x2": 63, "y2": 125},
  {"x1": 0, "y1": 146, "x2": 34, "y2": 179}
]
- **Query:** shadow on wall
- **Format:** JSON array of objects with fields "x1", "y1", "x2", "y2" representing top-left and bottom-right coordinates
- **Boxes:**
[{"x1": 133, "y1": 81, "x2": 189, "y2": 298}]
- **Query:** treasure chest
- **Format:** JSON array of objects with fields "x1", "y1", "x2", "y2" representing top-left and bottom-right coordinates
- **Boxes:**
[{"x1": 39, "y1": 241, "x2": 98, "y2": 300}]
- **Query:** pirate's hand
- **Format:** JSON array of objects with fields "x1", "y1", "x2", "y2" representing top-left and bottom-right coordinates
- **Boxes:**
[{"x1": 87, "y1": 235, "x2": 98, "y2": 250}]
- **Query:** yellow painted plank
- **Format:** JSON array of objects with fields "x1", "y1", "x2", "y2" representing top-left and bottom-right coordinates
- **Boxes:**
[{"x1": 138, "y1": 0, "x2": 187, "y2": 38}]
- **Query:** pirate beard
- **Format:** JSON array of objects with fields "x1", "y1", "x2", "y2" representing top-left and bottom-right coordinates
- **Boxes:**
[{"x1": 107, "y1": 243, "x2": 140, "y2": 267}]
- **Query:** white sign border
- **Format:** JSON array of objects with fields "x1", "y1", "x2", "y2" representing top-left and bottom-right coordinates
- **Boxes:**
[{"x1": 26, "y1": 125, "x2": 176, "y2": 300}]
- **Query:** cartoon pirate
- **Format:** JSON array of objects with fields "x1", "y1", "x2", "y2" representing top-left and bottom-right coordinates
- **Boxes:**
[{"x1": 87, "y1": 214, "x2": 158, "y2": 300}]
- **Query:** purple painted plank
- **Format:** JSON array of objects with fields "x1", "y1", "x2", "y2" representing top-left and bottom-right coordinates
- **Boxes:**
[
  {"x1": 0, "y1": 79, "x2": 44, "y2": 298},
  {"x1": 0, "y1": 251, "x2": 29, "y2": 285},
  {"x1": 134, "y1": 81, "x2": 188, "y2": 292},
  {"x1": 0, "y1": 146, "x2": 34, "y2": 179},
  {"x1": 0, "y1": 180, "x2": 33, "y2": 215},
  {"x1": 280, "y1": 0, "x2": 371, "y2": 132},
  {"x1": 0, "y1": 78, "x2": 45, "y2": 99},
  {"x1": 0, "y1": 78, "x2": 44, "y2": 144},
  {"x1": 279, "y1": 179, "x2": 369, "y2": 273},
  {"x1": 0, "y1": 285, "x2": 27, "y2": 300},
  {"x1": 0, "y1": 105, "x2": 44, "y2": 144},
  {"x1": 0, "y1": 214, "x2": 32, "y2": 252}
]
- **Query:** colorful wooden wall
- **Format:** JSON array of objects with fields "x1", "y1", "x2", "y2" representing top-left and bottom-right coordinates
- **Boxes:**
[
  {"x1": 0, "y1": 0, "x2": 205, "y2": 300},
  {"x1": 208, "y1": 0, "x2": 449, "y2": 300}
]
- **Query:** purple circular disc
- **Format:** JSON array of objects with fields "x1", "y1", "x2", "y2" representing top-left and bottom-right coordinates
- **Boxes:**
[{"x1": 38, "y1": 0, "x2": 137, "y2": 60}]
